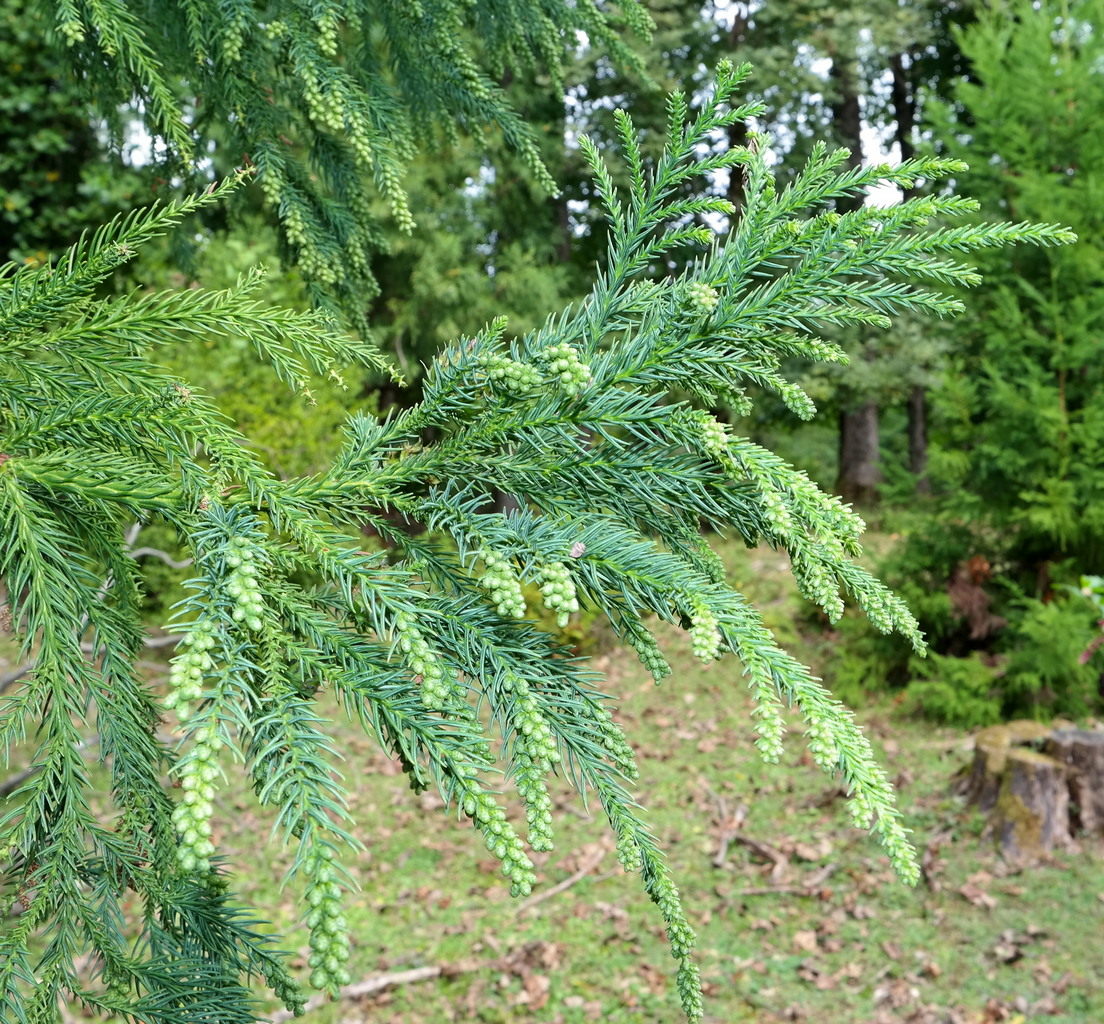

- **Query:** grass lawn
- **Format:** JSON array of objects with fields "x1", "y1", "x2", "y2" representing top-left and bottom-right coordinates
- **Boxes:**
[{"x1": 3, "y1": 537, "x2": 1103, "y2": 1023}]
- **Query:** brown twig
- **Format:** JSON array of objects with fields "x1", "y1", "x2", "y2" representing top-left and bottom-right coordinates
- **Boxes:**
[
  {"x1": 735, "y1": 862, "x2": 838, "y2": 897},
  {"x1": 516, "y1": 844, "x2": 609, "y2": 915},
  {"x1": 730, "y1": 832, "x2": 787, "y2": 867},
  {"x1": 0, "y1": 662, "x2": 33, "y2": 696},
  {"x1": 0, "y1": 739, "x2": 96, "y2": 798},
  {"x1": 706, "y1": 786, "x2": 748, "y2": 869},
  {"x1": 269, "y1": 965, "x2": 448, "y2": 1022}
]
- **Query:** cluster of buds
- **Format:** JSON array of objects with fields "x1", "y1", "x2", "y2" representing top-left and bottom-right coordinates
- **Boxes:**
[
  {"x1": 283, "y1": 201, "x2": 338, "y2": 285},
  {"x1": 265, "y1": 962, "x2": 307, "y2": 1016},
  {"x1": 779, "y1": 382, "x2": 816, "y2": 421},
  {"x1": 259, "y1": 169, "x2": 284, "y2": 206},
  {"x1": 747, "y1": 668, "x2": 786, "y2": 763},
  {"x1": 58, "y1": 19, "x2": 84, "y2": 44},
  {"x1": 587, "y1": 701, "x2": 637, "y2": 780},
  {"x1": 394, "y1": 611, "x2": 450, "y2": 709},
  {"x1": 301, "y1": 71, "x2": 344, "y2": 133},
  {"x1": 317, "y1": 11, "x2": 340, "y2": 56},
  {"x1": 171, "y1": 725, "x2": 223, "y2": 875},
  {"x1": 535, "y1": 343, "x2": 590, "y2": 397},
  {"x1": 460, "y1": 783, "x2": 537, "y2": 897},
  {"x1": 515, "y1": 756, "x2": 554, "y2": 853},
  {"x1": 304, "y1": 847, "x2": 352, "y2": 991},
  {"x1": 222, "y1": 18, "x2": 248, "y2": 62},
  {"x1": 615, "y1": 829, "x2": 642, "y2": 873},
  {"x1": 503, "y1": 674, "x2": 558, "y2": 768},
  {"x1": 349, "y1": 125, "x2": 375, "y2": 171},
  {"x1": 758, "y1": 482, "x2": 793, "y2": 539},
  {"x1": 860, "y1": 591, "x2": 899, "y2": 635},
  {"x1": 225, "y1": 538, "x2": 265, "y2": 630},
  {"x1": 503, "y1": 672, "x2": 558, "y2": 851},
  {"x1": 698, "y1": 414, "x2": 730, "y2": 460},
  {"x1": 688, "y1": 600, "x2": 722, "y2": 664},
  {"x1": 856, "y1": 589, "x2": 922, "y2": 649},
  {"x1": 677, "y1": 961, "x2": 705, "y2": 1021},
  {"x1": 165, "y1": 622, "x2": 216, "y2": 722},
  {"x1": 100, "y1": 965, "x2": 131, "y2": 1002},
  {"x1": 476, "y1": 353, "x2": 541, "y2": 394},
  {"x1": 653, "y1": 875, "x2": 695, "y2": 959},
  {"x1": 626, "y1": 625, "x2": 671, "y2": 683},
  {"x1": 378, "y1": 162, "x2": 416, "y2": 233},
  {"x1": 684, "y1": 281, "x2": 719, "y2": 313},
  {"x1": 794, "y1": 554, "x2": 845, "y2": 622},
  {"x1": 536, "y1": 561, "x2": 578, "y2": 628},
  {"x1": 802, "y1": 713, "x2": 841, "y2": 772},
  {"x1": 477, "y1": 550, "x2": 526, "y2": 619}
]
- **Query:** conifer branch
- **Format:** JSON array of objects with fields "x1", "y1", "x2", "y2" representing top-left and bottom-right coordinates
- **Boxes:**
[{"x1": 0, "y1": 59, "x2": 1076, "y2": 1023}]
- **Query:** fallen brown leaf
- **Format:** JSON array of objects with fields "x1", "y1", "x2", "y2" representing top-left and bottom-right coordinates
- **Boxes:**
[{"x1": 793, "y1": 929, "x2": 818, "y2": 953}]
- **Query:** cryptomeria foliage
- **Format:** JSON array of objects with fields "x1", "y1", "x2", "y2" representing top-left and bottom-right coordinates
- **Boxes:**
[
  {"x1": 46, "y1": 0, "x2": 652, "y2": 338},
  {"x1": 0, "y1": 54, "x2": 1075, "y2": 1024}
]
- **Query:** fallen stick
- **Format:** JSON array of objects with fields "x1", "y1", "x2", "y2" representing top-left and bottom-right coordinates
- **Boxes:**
[
  {"x1": 730, "y1": 832, "x2": 787, "y2": 866},
  {"x1": 736, "y1": 862, "x2": 839, "y2": 898},
  {"x1": 516, "y1": 843, "x2": 609, "y2": 915},
  {"x1": 269, "y1": 851, "x2": 613, "y2": 1023},
  {"x1": 269, "y1": 965, "x2": 446, "y2": 1022}
]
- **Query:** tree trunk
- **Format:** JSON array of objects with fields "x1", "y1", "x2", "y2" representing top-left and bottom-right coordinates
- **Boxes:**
[
  {"x1": 835, "y1": 402, "x2": 881, "y2": 506},
  {"x1": 828, "y1": 45, "x2": 882, "y2": 505},
  {"x1": 957, "y1": 721, "x2": 1053, "y2": 813},
  {"x1": 726, "y1": 6, "x2": 751, "y2": 213},
  {"x1": 907, "y1": 385, "x2": 930, "y2": 492},
  {"x1": 891, "y1": 52, "x2": 933, "y2": 496}
]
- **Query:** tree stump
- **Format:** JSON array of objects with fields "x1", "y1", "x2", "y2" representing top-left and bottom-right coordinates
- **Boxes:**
[
  {"x1": 990, "y1": 749, "x2": 1070, "y2": 862},
  {"x1": 956, "y1": 721, "x2": 1052, "y2": 813},
  {"x1": 1046, "y1": 730, "x2": 1104, "y2": 834},
  {"x1": 957, "y1": 721, "x2": 1104, "y2": 863}
]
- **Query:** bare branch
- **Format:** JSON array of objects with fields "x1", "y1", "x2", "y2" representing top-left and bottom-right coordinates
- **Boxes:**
[
  {"x1": 0, "y1": 662, "x2": 33, "y2": 695},
  {"x1": 516, "y1": 843, "x2": 609, "y2": 915},
  {"x1": 128, "y1": 547, "x2": 193, "y2": 569},
  {"x1": 269, "y1": 966, "x2": 448, "y2": 1023}
]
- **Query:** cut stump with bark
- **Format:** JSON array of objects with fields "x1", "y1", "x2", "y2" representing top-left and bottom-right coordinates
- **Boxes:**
[
  {"x1": 957, "y1": 721, "x2": 1052, "y2": 813},
  {"x1": 991, "y1": 748, "x2": 1070, "y2": 862},
  {"x1": 956, "y1": 721, "x2": 1104, "y2": 863},
  {"x1": 1046, "y1": 730, "x2": 1104, "y2": 835}
]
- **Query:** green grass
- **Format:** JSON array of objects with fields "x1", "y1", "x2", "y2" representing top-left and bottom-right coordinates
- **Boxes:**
[{"x1": 3, "y1": 535, "x2": 1103, "y2": 1023}]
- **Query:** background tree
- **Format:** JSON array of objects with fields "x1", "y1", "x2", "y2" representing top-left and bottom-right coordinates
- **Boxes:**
[
  {"x1": 45, "y1": 0, "x2": 652, "y2": 339},
  {"x1": 0, "y1": 0, "x2": 140, "y2": 262},
  {"x1": 925, "y1": 0, "x2": 1104, "y2": 575},
  {"x1": 822, "y1": 0, "x2": 1104, "y2": 726},
  {"x1": 690, "y1": 0, "x2": 986, "y2": 501}
]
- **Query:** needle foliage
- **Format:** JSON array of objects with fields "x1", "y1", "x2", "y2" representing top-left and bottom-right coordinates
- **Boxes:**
[
  {"x1": 0, "y1": 32, "x2": 1075, "y2": 1024},
  {"x1": 43, "y1": 0, "x2": 652, "y2": 341}
]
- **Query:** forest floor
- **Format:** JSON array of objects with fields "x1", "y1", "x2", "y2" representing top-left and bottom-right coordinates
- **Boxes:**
[{"x1": 3, "y1": 538, "x2": 1103, "y2": 1023}]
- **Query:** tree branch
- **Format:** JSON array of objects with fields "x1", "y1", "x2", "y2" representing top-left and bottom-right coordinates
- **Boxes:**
[{"x1": 128, "y1": 547, "x2": 193, "y2": 569}]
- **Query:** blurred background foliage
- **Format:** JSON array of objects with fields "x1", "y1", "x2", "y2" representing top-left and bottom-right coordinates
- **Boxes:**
[{"x1": 5, "y1": 0, "x2": 1104, "y2": 729}]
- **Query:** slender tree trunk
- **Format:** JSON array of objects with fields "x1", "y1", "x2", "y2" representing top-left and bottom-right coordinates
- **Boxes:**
[
  {"x1": 726, "y1": 5, "x2": 751, "y2": 213},
  {"x1": 908, "y1": 385, "x2": 930, "y2": 491},
  {"x1": 836, "y1": 401, "x2": 881, "y2": 506},
  {"x1": 891, "y1": 51, "x2": 931, "y2": 493},
  {"x1": 829, "y1": 43, "x2": 883, "y2": 504}
]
